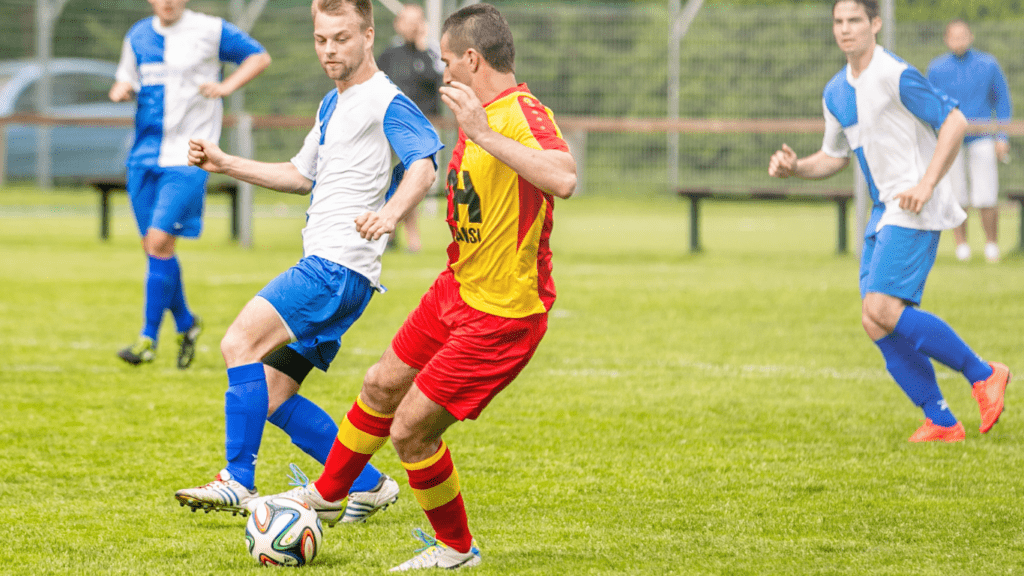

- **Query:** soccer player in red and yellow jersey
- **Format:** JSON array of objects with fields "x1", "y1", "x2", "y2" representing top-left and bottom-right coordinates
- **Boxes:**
[{"x1": 258, "y1": 3, "x2": 576, "y2": 571}]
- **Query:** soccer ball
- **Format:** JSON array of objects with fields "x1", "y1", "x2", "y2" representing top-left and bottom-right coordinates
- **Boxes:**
[{"x1": 245, "y1": 496, "x2": 323, "y2": 567}]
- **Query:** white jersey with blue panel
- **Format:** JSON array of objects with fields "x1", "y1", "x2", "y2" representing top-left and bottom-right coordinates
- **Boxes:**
[
  {"x1": 821, "y1": 45, "x2": 966, "y2": 233},
  {"x1": 927, "y1": 48, "x2": 1012, "y2": 144},
  {"x1": 290, "y1": 71, "x2": 443, "y2": 290},
  {"x1": 115, "y1": 10, "x2": 266, "y2": 168}
]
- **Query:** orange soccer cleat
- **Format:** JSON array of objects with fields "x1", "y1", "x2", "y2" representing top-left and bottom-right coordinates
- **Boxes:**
[
  {"x1": 972, "y1": 362, "x2": 1011, "y2": 433},
  {"x1": 908, "y1": 419, "x2": 966, "y2": 443}
]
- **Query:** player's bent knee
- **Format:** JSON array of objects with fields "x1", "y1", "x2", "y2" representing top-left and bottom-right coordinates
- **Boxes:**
[
  {"x1": 861, "y1": 298, "x2": 901, "y2": 335},
  {"x1": 220, "y1": 329, "x2": 253, "y2": 365},
  {"x1": 388, "y1": 420, "x2": 433, "y2": 463},
  {"x1": 362, "y1": 362, "x2": 403, "y2": 398}
]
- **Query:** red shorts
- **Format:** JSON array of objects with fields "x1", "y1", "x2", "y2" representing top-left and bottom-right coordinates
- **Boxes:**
[{"x1": 391, "y1": 269, "x2": 548, "y2": 421}]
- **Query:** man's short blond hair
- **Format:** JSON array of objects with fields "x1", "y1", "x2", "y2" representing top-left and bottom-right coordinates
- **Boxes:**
[{"x1": 312, "y1": 0, "x2": 373, "y2": 31}]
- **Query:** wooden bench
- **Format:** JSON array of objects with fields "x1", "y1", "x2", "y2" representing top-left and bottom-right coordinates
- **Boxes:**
[
  {"x1": 91, "y1": 180, "x2": 240, "y2": 240},
  {"x1": 1008, "y1": 192, "x2": 1024, "y2": 252},
  {"x1": 677, "y1": 188, "x2": 854, "y2": 254}
]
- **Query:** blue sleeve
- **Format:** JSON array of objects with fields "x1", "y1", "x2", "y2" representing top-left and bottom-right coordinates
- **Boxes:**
[
  {"x1": 383, "y1": 93, "x2": 444, "y2": 169},
  {"x1": 219, "y1": 21, "x2": 266, "y2": 65},
  {"x1": 989, "y1": 62, "x2": 1012, "y2": 123},
  {"x1": 899, "y1": 67, "x2": 958, "y2": 131}
]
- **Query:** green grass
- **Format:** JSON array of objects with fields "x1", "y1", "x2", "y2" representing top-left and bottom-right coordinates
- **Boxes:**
[{"x1": 2, "y1": 185, "x2": 1024, "y2": 575}]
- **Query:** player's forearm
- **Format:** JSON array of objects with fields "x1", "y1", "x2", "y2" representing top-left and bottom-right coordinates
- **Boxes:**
[
  {"x1": 219, "y1": 155, "x2": 312, "y2": 194},
  {"x1": 380, "y1": 158, "x2": 436, "y2": 223},
  {"x1": 220, "y1": 52, "x2": 272, "y2": 95},
  {"x1": 920, "y1": 108, "x2": 967, "y2": 189},
  {"x1": 472, "y1": 131, "x2": 577, "y2": 198},
  {"x1": 793, "y1": 151, "x2": 849, "y2": 180}
]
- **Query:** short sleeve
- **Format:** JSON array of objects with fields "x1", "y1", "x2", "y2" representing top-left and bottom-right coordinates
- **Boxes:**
[
  {"x1": 899, "y1": 67, "x2": 958, "y2": 131},
  {"x1": 290, "y1": 122, "x2": 321, "y2": 182},
  {"x1": 514, "y1": 94, "x2": 568, "y2": 152},
  {"x1": 821, "y1": 101, "x2": 850, "y2": 158},
  {"x1": 115, "y1": 37, "x2": 140, "y2": 91},
  {"x1": 382, "y1": 93, "x2": 444, "y2": 169},
  {"x1": 219, "y1": 21, "x2": 266, "y2": 65}
]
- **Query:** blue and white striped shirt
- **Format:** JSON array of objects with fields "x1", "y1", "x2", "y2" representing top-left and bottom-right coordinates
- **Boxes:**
[{"x1": 115, "y1": 10, "x2": 266, "y2": 168}]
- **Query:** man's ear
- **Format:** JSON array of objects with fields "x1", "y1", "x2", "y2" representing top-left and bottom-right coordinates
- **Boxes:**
[{"x1": 466, "y1": 48, "x2": 482, "y2": 73}]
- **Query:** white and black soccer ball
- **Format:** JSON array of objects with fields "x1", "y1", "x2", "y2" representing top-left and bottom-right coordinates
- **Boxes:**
[{"x1": 245, "y1": 496, "x2": 323, "y2": 567}]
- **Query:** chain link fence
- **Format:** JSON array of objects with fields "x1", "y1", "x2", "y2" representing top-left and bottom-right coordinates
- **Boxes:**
[{"x1": 1, "y1": 1, "x2": 1022, "y2": 194}]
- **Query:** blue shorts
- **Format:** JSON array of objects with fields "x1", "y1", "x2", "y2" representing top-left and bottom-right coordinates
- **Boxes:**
[
  {"x1": 257, "y1": 256, "x2": 374, "y2": 372},
  {"x1": 127, "y1": 165, "x2": 208, "y2": 238},
  {"x1": 859, "y1": 224, "x2": 940, "y2": 305}
]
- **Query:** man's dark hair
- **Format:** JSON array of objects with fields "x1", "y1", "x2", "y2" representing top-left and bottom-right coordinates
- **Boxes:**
[
  {"x1": 832, "y1": 0, "x2": 879, "y2": 20},
  {"x1": 313, "y1": 0, "x2": 374, "y2": 31},
  {"x1": 441, "y1": 3, "x2": 514, "y2": 74}
]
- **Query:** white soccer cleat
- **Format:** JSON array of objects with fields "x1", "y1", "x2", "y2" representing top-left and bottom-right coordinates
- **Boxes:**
[
  {"x1": 389, "y1": 529, "x2": 481, "y2": 572},
  {"x1": 984, "y1": 242, "x2": 1000, "y2": 263},
  {"x1": 174, "y1": 468, "x2": 259, "y2": 516},
  {"x1": 955, "y1": 243, "x2": 971, "y2": 262},
  {"x1": 250, "y1": 464, "x2": 347, "y2": 527},
  {"x1": 341, "y1": 474, "x2": 400, "y2": 523}
]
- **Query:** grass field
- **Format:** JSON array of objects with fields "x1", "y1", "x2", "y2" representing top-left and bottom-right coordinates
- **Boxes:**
[{"x1": 2, "y1": 185, "x2": 1023, "y2": 575}]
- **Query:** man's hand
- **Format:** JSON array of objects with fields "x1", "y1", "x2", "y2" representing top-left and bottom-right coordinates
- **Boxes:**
[
  {"x1": 199, "y1": 82, "x2": 232, "y2": 99},
  {"x1": 109, "y1": 81, "x2": 135, "y2": 103},
  {"x1": 440, "y1": 81, "x2": 490, "y2": 142},
  {"x1": 996, "y1": 139, "x2": 1011, "y2": 164},
  {"x1": 188, "y1": 138, "x2": 229, "y2": 173},
  {"x1": 768, "y1": 143, "x2": 798, "y2": 178},
  {"x1": 894, "y1": 182, "x2": 934, "y2": 214},
  {"x1": 354, "y1": 212, "x2": 397, "y2": 241}
]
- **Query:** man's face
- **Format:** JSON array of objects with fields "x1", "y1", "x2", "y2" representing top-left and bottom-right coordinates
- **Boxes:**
[
  {"x1": 439, "y1": 33, "x2": 470, "y2": 87},
  {"x1": 832, "y1": 1, "x2": 880, "y2": 57},
  {"x1": 148, "y1": 0, "x2": 189, "y2": 26},
  {"x1": 945, "y1": 23, "x2": 973, "y2": 56},
  {"x1": 313, "y1": 6, "x2": 372, "y2": 83}
]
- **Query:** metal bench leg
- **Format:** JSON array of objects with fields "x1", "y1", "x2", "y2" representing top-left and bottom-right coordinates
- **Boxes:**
[
  {"x1": 689, "y1": 197, "x2": 701, "y2": 253},
  {"x1": 230, "y1": 189, "x2": 240, "y2": 241},
  {"x1": 101, "y1": 188, "x2": 111, "y2": 240},
  {"x1": 836, "y1": 198, "x2": 849, "y2": 255},
  {"x1": 1017, "y1": 198, "x2": 1024, "y2": 252}
]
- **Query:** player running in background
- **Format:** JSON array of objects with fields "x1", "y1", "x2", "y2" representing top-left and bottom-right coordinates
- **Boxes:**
[
  {"x1": 768, "y1": 0, "x2": 1010, "y2": 443},
  {"x1": 258, "y1": 3, "x2": 576, "y2": 570},
  {"x1": 173, "y1": 0, "x2": 442, "y2": 523},
  {"x1": 110, "y1": 0, "x2": 271, "y2": 368},
  {"x1": 927, "y1": 19, "x2": 1013, "y2": 263}
]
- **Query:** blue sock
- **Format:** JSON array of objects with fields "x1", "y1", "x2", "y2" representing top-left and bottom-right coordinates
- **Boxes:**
[
  {"x1": 350, "y1": 461, "x2": 384, "y2": 493},
  {"x1": 164, "y1": 255, "x2": 194, "y2": 333},
  {"x1": 142, "y1": 255, "x2": 176, "y2": 341},
  {"x1": 893, "y1": 307, "x2": 993, "y2": 385},
  {"x1": 225, "y1": 363, "x2": 269, "y2": 490},
  {"x1": 267, "y1": 394, "x2": 384, "y2": 493},
  {"x1": 875, "y1": 333, "x2": 957, "y2": 426},
  {"x1": 267, "y1": 395, "x2": 338, "y2": 464}
]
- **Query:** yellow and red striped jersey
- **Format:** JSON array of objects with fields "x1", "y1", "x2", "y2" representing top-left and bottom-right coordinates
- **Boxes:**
[{"x1": 445, "y1": 84, "x2": 569, "y2": 319}]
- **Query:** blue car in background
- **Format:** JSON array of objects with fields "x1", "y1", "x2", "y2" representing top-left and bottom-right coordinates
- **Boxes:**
[{"x1": 0, "y1": 58, "x2": 133, "y2": 180}]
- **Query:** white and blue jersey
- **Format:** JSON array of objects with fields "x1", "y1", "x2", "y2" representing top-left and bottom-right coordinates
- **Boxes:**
[
  {"x1": 290, "y1": 71, "x2": 443, "y2": 289},
  {"x1": 821, "y1": 45, "x2": 966, "y2": 233},
  {"x1": 927, "y1": 48, "x2": 1012, "y2": 143},
  {"x1": 115, "y1": 10, "x2": 266, "y2": 168}
]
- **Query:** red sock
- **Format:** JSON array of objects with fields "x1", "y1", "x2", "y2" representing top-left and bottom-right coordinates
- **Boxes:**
[
  {"x1": 314, "y1": 396, "x2": 393, "y2": 502},
  {"x1": 403, "y1": 441, "x2": 473, "y2": 553}
]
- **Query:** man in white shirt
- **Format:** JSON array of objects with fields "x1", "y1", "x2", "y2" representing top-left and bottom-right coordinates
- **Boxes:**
[
  {"x1": 173, "y1": 0, "x2": 442, "y2": 522},
  {"x1": 768, "y1": 0, "x2": 1009, "y2": 443}
]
